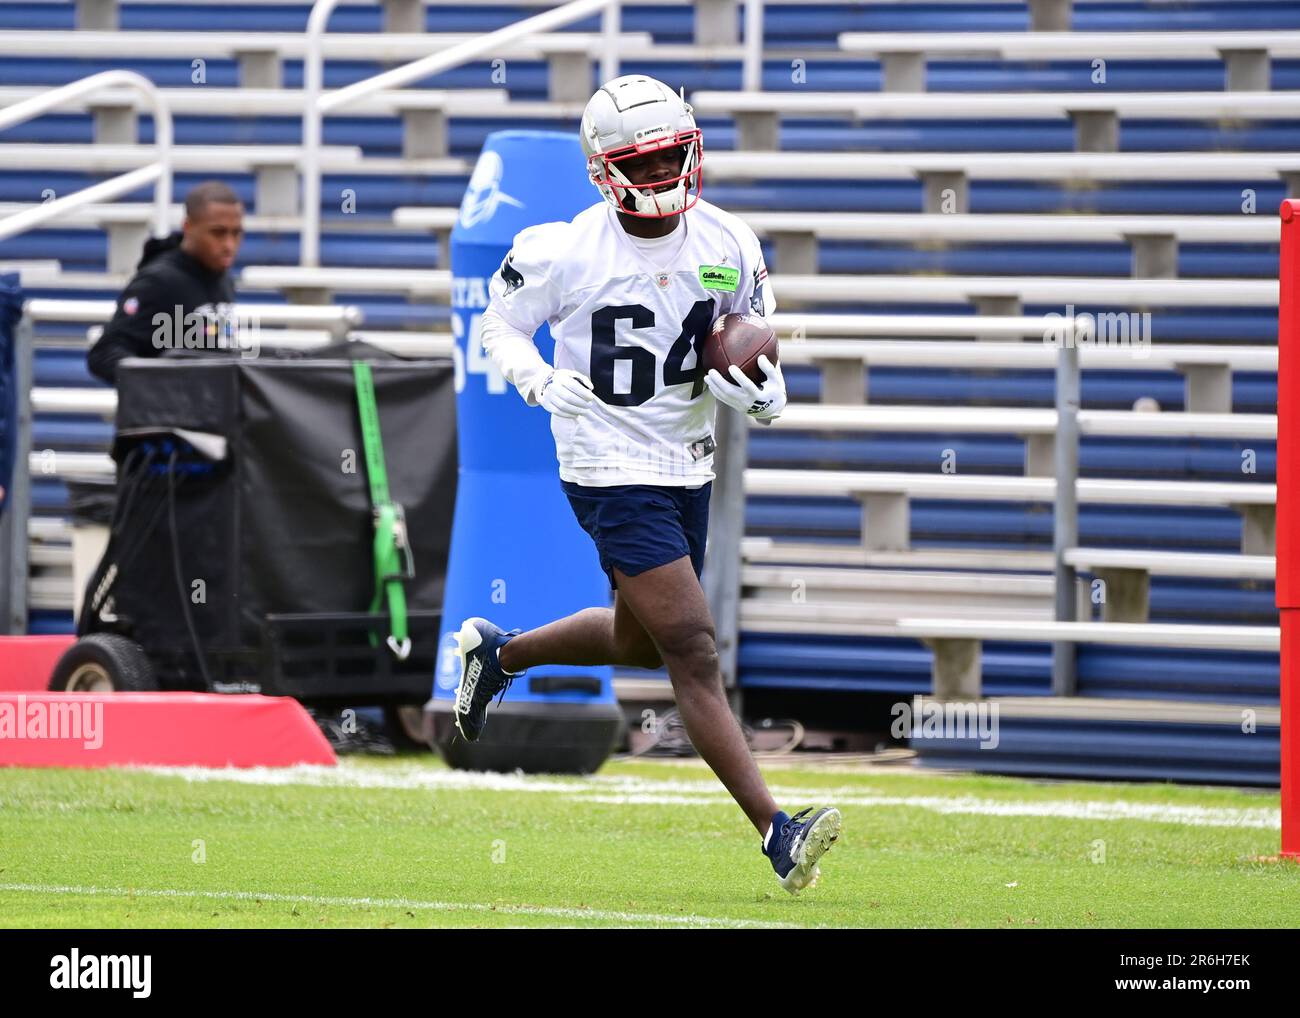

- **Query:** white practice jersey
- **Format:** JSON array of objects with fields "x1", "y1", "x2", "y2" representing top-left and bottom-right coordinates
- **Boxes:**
[{"x1": 479, "y1": 198, "x2": 775, "y2": 487}]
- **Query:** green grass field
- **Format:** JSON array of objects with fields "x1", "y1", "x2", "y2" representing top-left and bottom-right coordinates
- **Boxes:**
[{"x1": 1, "y1": 755, "x2": 1296, "y2": 929}]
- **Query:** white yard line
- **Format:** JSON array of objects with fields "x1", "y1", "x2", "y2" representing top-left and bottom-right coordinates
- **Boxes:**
[
  {"x1": 575, "y1": 793, "x2": 1280, "y2": 829},
  {"x1": 138, "y1": 761, "x2": 1281, "y2": 830},
  {"x1": 140, "y1": 761, "x2": 585, "y2": 794},
  {"x1": 0, "y1": 882, "x2": 801, "y2": 929}
]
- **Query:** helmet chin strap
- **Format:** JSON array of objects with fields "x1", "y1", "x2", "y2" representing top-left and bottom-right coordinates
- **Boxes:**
[
  {"x1": 608, "y1": 162, "x2": 691, "y2": 218},
  {"x1": 629, "y1": 182, "x2": 687, "y2": 216}
]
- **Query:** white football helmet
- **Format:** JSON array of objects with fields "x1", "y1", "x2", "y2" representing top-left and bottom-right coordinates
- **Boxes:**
[{"x1": 580, "y1": 74, "x2": 703, "y2": 219}]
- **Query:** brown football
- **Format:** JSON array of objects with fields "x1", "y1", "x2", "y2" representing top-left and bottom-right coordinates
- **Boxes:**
[{"x1": 702, "y1": 312, "x2": 779, "y2": 387}]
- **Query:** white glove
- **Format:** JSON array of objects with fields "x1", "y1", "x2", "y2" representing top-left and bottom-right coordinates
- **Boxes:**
[
  {"x1": 535, "y1": 368, "x2": 597, "y2": 419},
  {"x1": 704, "y1": 354, "x2": 786, "y2": 422}
]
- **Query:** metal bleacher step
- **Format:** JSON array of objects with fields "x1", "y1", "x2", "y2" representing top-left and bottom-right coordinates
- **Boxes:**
[
  {"x1": 970, "y1": 695, "x2": 1280, "y2": 727},
  {"x1": 741, "y1": 537, "x2": 1056, "y2": 574}
]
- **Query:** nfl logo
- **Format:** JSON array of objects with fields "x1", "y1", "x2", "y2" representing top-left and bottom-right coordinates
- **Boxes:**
[{"x1": 656, "y1": 272, "x2": 671, "y2": 289}]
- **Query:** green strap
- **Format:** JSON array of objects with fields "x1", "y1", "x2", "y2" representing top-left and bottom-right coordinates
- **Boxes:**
[{"x1": 353, "y1": 362, "x2": 413, "y2": 660}]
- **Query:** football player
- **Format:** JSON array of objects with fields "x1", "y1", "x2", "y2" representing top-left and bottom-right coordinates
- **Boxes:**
[{"x1": 456, "y1": 75, "x2": 840, "y2": 893}]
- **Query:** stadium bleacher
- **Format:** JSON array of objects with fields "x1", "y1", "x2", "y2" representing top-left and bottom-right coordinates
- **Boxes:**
[{"x1": 2, "y1": 0, "x2": 1294, "y2": 785}]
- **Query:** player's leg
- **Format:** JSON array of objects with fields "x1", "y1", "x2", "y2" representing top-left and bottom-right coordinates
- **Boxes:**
[
  {"x1": 455, "y1": 484, "x2": 670, "y2": 741},
  {"x1": 600, "y1": 483, "x2": 839, "y2": 891},
  {"x1": 497, "y1": 591, "x2": 662, "y2": 672},
  {"x1": 454, "y1": 592, "x2": 658, "y2": 740},
  {"x1": 611, "y1": 554, "x2": 778, "y2": 835},
  {"x1": 613, "y1": 555, "x2": 841, "y2": 892}
]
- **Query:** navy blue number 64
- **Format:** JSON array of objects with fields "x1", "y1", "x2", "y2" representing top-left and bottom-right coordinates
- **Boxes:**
[{"x1": 589, "y1": 299, "x2": 715, "y2": 407}]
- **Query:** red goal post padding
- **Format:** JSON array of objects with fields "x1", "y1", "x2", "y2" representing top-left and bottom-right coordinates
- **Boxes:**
[{"x1": 1278, "y1": 198, "x2": 1299, "y2": 857}]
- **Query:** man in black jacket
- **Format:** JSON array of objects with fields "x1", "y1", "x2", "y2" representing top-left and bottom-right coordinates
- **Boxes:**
[{"x1": 88, "y1": 181, "x2": 244, "y2": 384}]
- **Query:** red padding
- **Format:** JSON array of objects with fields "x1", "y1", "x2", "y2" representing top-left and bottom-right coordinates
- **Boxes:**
[
  {"x1": 1281, "y1": 200, "x2": 1300, "y2": 858},
  {"x1": 0, "y1": 692, "x2": 336, "y2": 768},
  {"x1": 0, "y1": 636, "x2": 76, "y2": 691},
  {"x1": 1285, "y1": 611, "x2": 1300, "y2": 858},
  {"x1": 1279, "y1": 198, "x2": 1300, "y2": 606}
]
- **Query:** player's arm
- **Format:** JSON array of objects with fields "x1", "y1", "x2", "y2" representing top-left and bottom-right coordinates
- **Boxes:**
[
  {"x1": 480, "y1": 226, "x2": 594, "y2": 417},
  {"x1": 87, "y1": 273, "x2": 169, "y2": 385}
]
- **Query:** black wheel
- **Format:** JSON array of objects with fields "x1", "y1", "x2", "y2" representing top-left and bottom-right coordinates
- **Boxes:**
[
  {"x1": 49, "y1": 634, "x2": 158, "y2": 692},
  {"x1": 385, "y1": 703, "x2": 431, "y2": 751}
]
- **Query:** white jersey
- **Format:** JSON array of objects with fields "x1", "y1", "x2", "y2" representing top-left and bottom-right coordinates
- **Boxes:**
[{"x1": 479, "y1": 198, "x2": 775, "y2": 487}]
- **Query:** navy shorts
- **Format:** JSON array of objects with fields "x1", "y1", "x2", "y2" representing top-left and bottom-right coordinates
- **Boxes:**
[{"x1": 561, "y1": 480, "x2": 712, "y2": 590}]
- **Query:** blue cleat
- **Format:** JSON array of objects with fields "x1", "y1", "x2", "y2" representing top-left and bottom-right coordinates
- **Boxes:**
[
  {"x1": 763, "y1": 807, "x2": 842, "y2": 894},
  {"x1": 452, "y1": 617, "x2": 524, "y2": 742}
]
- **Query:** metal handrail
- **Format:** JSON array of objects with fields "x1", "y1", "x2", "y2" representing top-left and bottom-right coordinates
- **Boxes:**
[
  {"x1": 298, "y1": 0, "x2": 771, "y2": 264},
  {"x1": 742, "y1": 0, "x2": 764, "y2": 92},
  {"x1": 0, "y1": 70, "x2": 172, "y2": 244},
  {"x1": 300, "y1": 0, "x2": 625, "y2": 267}
]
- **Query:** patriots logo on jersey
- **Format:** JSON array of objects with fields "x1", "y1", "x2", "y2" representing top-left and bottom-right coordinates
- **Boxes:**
[
  {"x1": 500, "y1": 252, "x2": 525, "y2": 295},
  {"x1": 749, "y1": 265, "x2": 768, "y2": 314}
]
